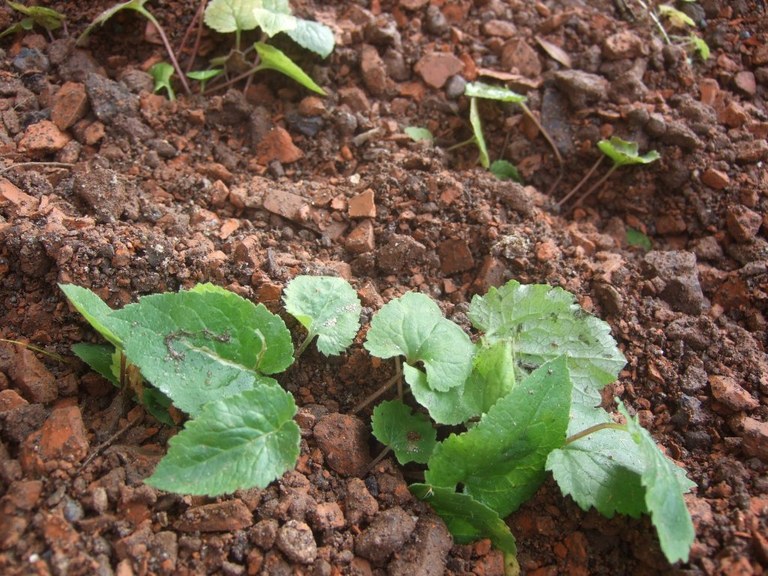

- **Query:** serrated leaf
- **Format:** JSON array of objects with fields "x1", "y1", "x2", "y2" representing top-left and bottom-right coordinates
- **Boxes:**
[
  {"x1": 468, "y1": 280, "x2": 626, "y2": 434},
  {"x1": 253, "y1": 41, "x2": 326, "y2": 95},
  {"x1": 619, "y1": 403, "x2": 696, "y2": 563},
  {"x1": 407, "y1": 364, "x2": 479, "y2": 425},
  {"x1": 404, "y1": 126, "x2": 434, "y2": 143},
  {"x1": 425, "y1": 357, "x2": 571, "y2": 517},
  {"x1": 145, "y1": 386, "x2": 300, "y2": 496},
  {"x1": 285, "y1": 18, "x2": 335, "y2": 58},
  {"x1": 597, "y1": 136, "x2": 660, "y2": 167},
  {"x1": 364, "y1": 292, "x2": 474, "y2": 392},
  {"x1": 372, "y1": 400, "x2": 437, "y2": 464},
  {"x1": 60, "y1": 285, "x2": 122, "y2": 347},
  {"x1": 465, "y1": 81, "x2": 527, "y2": 103},
  {"x1": 72, "y1": 343, "x2": 119, "y2": 385},
  {"x1": 283, "y1": 275, "x2": 361, "y2": 356},
  {"x1": 103, "y1": 284, "x2": 293, "y2": 415},
  {"x1": 203, "y1": 0, "x2": 260, "y2": 33},
  {"x1": 411, "y1": 484, "x2": 517, "y2": 555},
  {"x1": 490, "y1": 159, "x2": 522, "y2": 182},
  {"x1": 469, "y1": 97, "x2": 490, "y2": 169}
]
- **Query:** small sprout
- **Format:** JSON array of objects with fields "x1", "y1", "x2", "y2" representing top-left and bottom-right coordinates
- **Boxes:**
[
  {"x1": 404, "y1": 126, "x2": 434, "y2": 143},
  {"x1": 489, "y1": 159, "x2": 522, "y2": 182},
  {"x1": 626, "y1": 227, "x2": 652, "y2": 251},
  {"x1": 557, "y1": 136, "x2": 660, "y2": 208},
  {"x1": 0, "y1": 1, "x2": 66, "y2": 39},
  {"x1": 150, "y1": 62, "x2": 176, "y2": 100},
  {"x1": 252, "y1": 41, "x2": 326, "y2": 96},
  {"x1": 687, "y1": 34, "x2": 711, "y2": 60},
  {"x1": 186, "y1": 69, "x2": 224, "y2": 93},
  {"x1": 658, "y1": 4, "x2": 696, "y2": 28}
]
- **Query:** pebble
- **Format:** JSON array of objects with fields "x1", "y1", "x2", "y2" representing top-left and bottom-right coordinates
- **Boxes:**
[
  {"x1": 9, "y1": 346, "x2": 58, "y2": 403},
  {"x1": 262, "y1": 188, "x2": 308, "y2": 223},
  {"x1": 85, "y1": 72, "x2": 140, "y2": 123},
  {"x1": 308, "y1": 501, "x2": 345, "y2": 532},
  {"x1": 643, "y1": 251, "x2": 706, "y2": 315},
  {"x1": 734, "y1": 71, "x2": 757, "y2": 96},
  {"x1": 275, "y1": 519, "x2": 317, "y2": 564},
  {"x1": 388, "y1": 515, "x2": 453, "y2": 576},
  {"x1": 12, "y1": 47, "x2": 49, "y2": 73},
  {"x1": 24, "y1": 401, "x2": 89, "y2": 472},
  {"x1": 339, "y1": 86, "x2": 371, "y2": 113},
  {"x1": 345, "y1": 477, "x2": 380, "y2": 525},
  {"x1": 735, "y1": 140, "x2": 768, "y2": 164},
  {"x1": 361, "y1": 45, "x2": 391, "y2": 96},
  {"x1": 51, "y1": 81, "x2": 89, "y2": 131},
  {"x1": 553, "y1": 70, "x2": 608, "y2": 109},
  {"x1": 444, "y1": 75, "x2": 467, "y2": 99},
  {"x1": 481, "y1": 20, "x2": 517, "y2": 38},
  {"x1": 174, "y1": 499, "x2": 253, "y2": 532},
  {"x1": 255, "y1": 127, "x2": 303, "y2": 164},
  {"x1": 18, "y1": 120, "x2": 72, "y2": 156},
  {"x1": 726, "y1": 204, "x2": 762, "y2": 243},
  {"x1": 414, "y1": 52, "x2": 464, "y2": 89},
  {"x1": 377, "y1": 234, "x2": 428, "y2": 274},
  {"x1": 354, "y1": 507, "x2": 417, "y2": 565},
  {"x1": 0, "y1": 178, "x2": 38, "y2": 218},
  {"x1": 709, "y1": 375, "x2": 759, "y2": 412},
  {"x1": 72, "y1": 165, "x2": 130, "y2": 224},
  {"x1": 501, "y1": 39, "x2": 541, "y2": 78},
  {"x1": 735, "y1": 416, "x2": 768, "y2": 462},
  {"x1": 3, "y1": 479, "x2": 43, "y2": 510},
  {"x1": 346, "y1": 220, "x2": 376, "y2": 254},
  {"x1": 424, "y1": 6, "x2": 449, "y2": 35},
  {"x1": 660, "y1": 120, "x2": 700, "y2": 150},
  {"x1": 0, "y1": 389, "x2": 28, "y2": 412},
  {"x1": 349, "y1": 189, "x2": 376, "y2": 218},
  {"x1": 701, "y1": 168, "x2": 730, "y2": 190},
  {"x1": 438, "y1": 239, "x2": 475, "y2": 274},
  {"x1": 250, "y1": 518, "x2": 279, "y2": 549},
  {"x1": 313, "y1": 413, "x2": 371, "y2": 477}
]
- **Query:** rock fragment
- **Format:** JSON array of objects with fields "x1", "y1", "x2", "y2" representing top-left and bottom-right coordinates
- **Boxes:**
[
  {"x1": 18, "y1": 120, "x2": 71, "y2": 155},
  {"x1": 346, "y1": 220, "x2": 376, "y2": 254},
  {"x1": 255, "y1": 127, "x2": 303, "y2": 164},
  {"x1": 726, "y1": 205, "x2": 762, "y2": 243},
  {"x1": 349, "y1": 189, "x2": 376, "y2": 218},
  {"x1": 553, "y1": 70, "x2": 608, "y2": 109},
  {"x1": 710, "y1": 375, "x2": 759, "y2": 412},
  {"x1": 643, "y1": 251, "x2": 706, "y2": 315},
  {"x1": 51, "y1": 81, "x2": 89, "y2": 130},
  {"x1": 388, "y1": 515, "x2": 453, "y2": 576},
  {"x1": 361, "y1": 44, "x2": 391, "y2": 96},
  {"x1": 439, "y1": 239, "x2": 475, "y2": 274},
  {"x1": 377, "y1": 234, "x2": 428, "y2": 274},
  {"x1": 345, "y1": 477, "x2": 380, "y2": 525},
  {"x1": 85, "y1": 72, "x2": 139, "y2": 123},
  {"x1": 736, "y1": 416, "x2": 768, "y2": 462},
  {"x1": 414, "y1": 52, "x2": 464, "y2": 89},
  {"x1": 8, "y1": 347, "x2": 57, "y2": 404},
  {"x1": 175, "y1": 500, "x2": 253, "y2": 532},
  {"x1": 313, "y1": 413, "x2": 371, "y2": 477},
  {"x1": 354, "y1": 507, "x2": 417, "y2": 565}
]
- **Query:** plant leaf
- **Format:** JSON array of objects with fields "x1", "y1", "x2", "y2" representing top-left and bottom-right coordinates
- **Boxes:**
[
  {"x1": 60, "y1": 284, "x2": 122, "y2": 347},
  {"x1": 489, "y1": 159, "x2": 522, "y2": 182},
  {"x1": 364, "y1": 292, "x2": 474, "y2": 392},
  {"x1": 626, "y1": 227, "x2": 652, "y2": 251},
  {"x1": 150, "y1": 62, "x2": 176, "y2": 100},
  {"x1": 103, "y1": 284, "x2": 293, "y2": 415},
  {"x1": 252, "y1": 7, "x2": 296, "y2": 37},
  {"x1": 468, "y1": 280, "x2": 627, "y2": 434},
  {"x1": 597, "y1": 136, "x2": 660, "y2": 167},
  {"x1": 253, "y1": 41, "x2": 326, "y2": 95},
  {"x1": 689, "y1": 35, "x2": 710, "y2": 60},
  {"x1": 72, "y1": 343, "x2": 119, "y2": 385},
  {"x1": 658, "y1": 4, "x2": 695, "y2": 28},
  {"x1": 469, "y1": 97, "x2": 490, "y2": 169},
  {"x1": 371, "y1": 400, "x2": 437, "y2": 464},
  {"x1": 186, "y1": 69, "x2": 224, "y2": 81},
  {"x1": 425, "y1": 357, "x2": 572, "y2": 517},
  {"x1": 145, "y1": 386, "x2": 300, "y2": 496},
  {"x1": 6, "y1": 2, "x2": 65, "y2": 30},
  {"x1": 465, "y1": 81, "x2": 527, "y2": 103},
  {"x1": 410, "y1": 484, "x2": 517, "y2": 555},
  {"x1": 285, "y1": 18, "x2": 335, "y2": 58},
  {"x1": 404, "y1": 126, "x2": 434, "y2": 143},
  {"x1": 619, "y1": 402, "x2": 696, "y2": 563},
  {"x1": 203, "y1": 0, "x2": 260, "y2": 33},
  {"x1": 283, "y1": 275, "x2": 362, "y2": 356}
]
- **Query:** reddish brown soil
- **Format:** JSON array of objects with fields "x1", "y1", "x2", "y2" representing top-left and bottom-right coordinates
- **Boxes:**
[{"x1": 0, "y1": 0, "x2": 767, "y2": 575}]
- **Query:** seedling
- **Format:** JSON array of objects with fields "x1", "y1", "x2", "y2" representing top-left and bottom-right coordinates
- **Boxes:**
[
  {"x1": 149, "y1": 61, "x2": 175, "y2": 100},
  {"x1": 626, "y1": 226, "x2": 652, "y2": 251},
  {"x1": 186, "y1": 68, "x2": 224, "y2": 93},
  {"x1": 202, "y1": 0, "x2": 333, "y2": 95},
  {"x1": 556, "y1": 136, "x2": 660, "y2": 208},
  {"x1": 404, "y1": 126, "x2": 434, "y2": 143},
  {"x1": 77, "y1": 0, "x2": 191, "y2": 95},
  {"x1": 635, "y1": 0, "x2": 710, "y2": 61},
  {"x1": 489, "y1": 159, "x2": 521, "y2": 182},
  {"x1": 0, "y1": 1, "x2": 66, "y2": 39}
]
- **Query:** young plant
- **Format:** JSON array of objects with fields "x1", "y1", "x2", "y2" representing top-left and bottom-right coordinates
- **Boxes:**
[
  {"x1": 149, "y1": 61, "x2": 176, "y2": 100},
  {"x1": 363, "y1": 280, "x2": 695, "y2": 569},
  {"x1": 77, "y1": 0, "x2": 191, "y2": 95},
  {"x1": 557, "y1": 136, "x2": 660, "y2": 208},
  {"x1": 0, "y1": 1, "x2": 66, "y2": 39},
  {"x1": 186, "y1": 68, "x2": 225, "y2": 93},
  {"x1": 403, "y1": 126, "x2": 434, "y2": 143},
  {"x1": 202, "y1": 0, "x2": 334, "y2": 95}
]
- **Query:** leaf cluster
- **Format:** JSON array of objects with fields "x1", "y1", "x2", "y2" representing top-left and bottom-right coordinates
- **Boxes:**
[{"x1": 1, "y1": 1, "x2": 66, "y2": 40}]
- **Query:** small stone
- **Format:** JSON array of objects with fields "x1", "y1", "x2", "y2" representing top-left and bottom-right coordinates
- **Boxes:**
[
  {"x1": 735, "y1": 416, "x2": 768, "y2": 462},
  {"x1": 719, "y1": 101, "x2": 749, "y2": 128},
  {"x1": 233, "y1": 235, "x2": 262, "y2": 267},
  {"x1": 255, "y1": 127, "x2": 303, "y2": 164},
  {"x1": 471, "y1": 256, "x2": 507, "y2": 294},
  {"x1": 0, "y1": 178, "x2": 38, "y2": 217},
  {"x1": 735, "y1": 140, "x2": 768, "y2": 164},
  {"x1": 535, "y1": 239, "x2": 561, "y2": 261},
  {"x1": 345, "y1": 478, "x2": 379, "y2": 526},
  {"x1": 18, "y1": 120, "x2": 71, "y2": 156},
  {"x1": 313, "y1": 413, "x2": 371, "y2": 477},
  {"x1": 338, "y1": 87, "x2": 370, "y2": 113},
  {"x1": 726, "y1": 204, "x2": 762, "y2": 243},
  {"x1": 349, "y1": 189, "x2": 376, "y2": 218},
  {"x1": 438, "y1": 239, "x2": 475, "y2": 274},
  {"x1": 9, "y1": 347, "x2": 58, "y2": 403},
  {"x1": 734, "y1": 71, "x2": 757, "y2": 96},
  {"x1": 643, "y1": 251, "x2": 706, "y2": 315},
  {"x1": 298, "y1": 96, "x2": 326, "y2": 116},
  {"x1": 553, "y1": 70, "x2": 609, "y2": 109},
  {"x1": 377, "y1": 234, "x2": 428, "y2": 274},
  {"x1": 481, "y1": 20, "x2": 517, "y2": 38},
  {"x1": 85, "y1": 72, "x2": 140, "y2": 123},
  {"x1": 388, "y1": 515, "x2": 453, "y2": 576},
  {"x1": 4, "y1": 480, "x2": 43, "y2": 511},
  {"x1": 21, "y1": 401, "x2": 89, "y2": 472},
  {"x1": 602, "y1": 31, "x2": 645, "y2": 60},
  {"x1": 250, "y1": 518, "x2": 279, "y2": 549},
  {"x1": 354, "y1": 507, "x2": 417, "y2": 565},
  {"x1": 501, "y1": 40, "x2": 541, "y2": 78},
  {"x1": 399, "y1": 0, "x2": 429, "y2": 9},
  {"x1": 0, "y1": 390, "x2": 27, "y2": 412},
  {"x1": 361, "y1": 45, "x2": 391, "y2": 96},
  {"x1": 701, "y1": 168, "x2": 730, "y2": 190},
  {"x1": 710, "y1": 375, "x2": 759, "y2": 412},
  {"x1": 51, "y1": 81, "x2": 89, "y2": 130},
  {"x1": 262, "y1": 188, "x2": 308, "y2": 222},
  {"x1": 346, "y1": 220, "x2": 376, "y2": 254},
  {"x1": 414, "y1": 52, "x2": 464, "y2": 89},
  {"x1": 309, "y1": 502, "x2": 345, "y2": 532},
  {"x1": 175, "y1": 500, "x2": 253, "y2": 532},
  {"x1": 276, "y1": 520, "x2": 317, "y2": 564}
]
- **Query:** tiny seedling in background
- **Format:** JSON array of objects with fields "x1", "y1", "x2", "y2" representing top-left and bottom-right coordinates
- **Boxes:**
[
  {"x1": 404, "y1": 126, "x2": 434, "y2": 143},
  {"x1": 557, "y1": 136, "x2": 660, "y2": 208},
  {"x1": 0, "y1": 1, "x2": 66, "y2": 39},
  {"x1": 626, "y1": 227, "x2": 652, "y2": 251},
  {"x1": 150, "y1": 61, "x2": 176, "y2": 100},
  {"x1": 489, "y1": 159, "x2": 522, "y2": 182},
  {"x1": 186, "y1": 68, "x2": 224, "y2": 93},
  {"x1": 77, "y1": 0, "x2": 191, "y2": 95}
]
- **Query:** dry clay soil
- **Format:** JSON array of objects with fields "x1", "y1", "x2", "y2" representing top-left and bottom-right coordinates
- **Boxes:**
[{"x1": 0, "y1": 0, "x2": 767, "y2": 574}]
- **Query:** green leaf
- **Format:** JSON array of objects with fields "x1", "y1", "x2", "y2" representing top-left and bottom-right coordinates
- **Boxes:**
[
  {"x1": 404, "y1": 126, "x2": 434, "y2": 143},
  {"x1": 411, "y1": 484, "x2": 517, "y2": 555},
  {"x1": 619, "y1": 402, "x2": 696, "y2": 563},
  {"x1": 469, "y1": 98, "x2": 490, "y2": 169},
  {"x1": 658, "y1": 4, "x2": 695, "y2": 28},
  {"x1": 186, "y1": 69, "x2": 224, "y2": 81},
  {"x1": 203, "y1": 0, "x2": 260, "y2": 33},
  {"x1": 285, "y1": 18, "x2": 335, "y2": 58},
  {"x1": 0, "y1": 19, "x2": 32, "y2": 40},
  {"x1": 283, "y1": 275, "x2": 362, "y2": 356},
  {"x1": 364, "y1": 292, "x2": 474, "y2": 392},
  {"x1": 150, "y1": 62, "x2": 176, "y2": 101},
  {"x1": 626, "y1": 227, "x2": 652, "y2": 251},
  {"x1": 425, "y1": 357, "x2": 572, "y2": 516},
  {"x1": 142, "y1": 387, "x2": 175, "y2": 426},
  {"x1": 689, "y1": 35, "x2": 710, "y2": 60},
  {"x1": 597, "y1": 137, "x2": 660, "y2": 168},
  {"x1": 60, "y1": 284, "x2": 122, "y2": 347},
  {"x1": 489, "y1": 159, "x2": 522, "y2": 182},
  {"x1": 253, "y1": 41, "x2": 326, "y2": 95},
  {"x1": 103, "y1": 283, "x2": 294, "y2": 415},
  {"x1": 468, "y1": 280, "x2": 627, "y2": 434},
  {"x1": 464, "y1": 81, "x2": 528, "y2": 103},
  {"x1": 146, "y1": 386, "x2": 300, "y2": 496},
  {"x1": 6, "y1": 2, "x2": 65, "y2": 30},
  {"x1": 372, "y1": 400, "x2": 437, "y2": 464},
  {"x1": 77, "y1": 0, "x2": 152, "y2": 45},
  {"x1": 72, "y1": 343, "x2": 119, "y2": 385},
  {"x1": 252, "y1": 7, "x2": 296, "y2": 37}
]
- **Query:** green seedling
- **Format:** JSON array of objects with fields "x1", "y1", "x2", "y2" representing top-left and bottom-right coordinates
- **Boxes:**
[
  {"x1": 404, "y1": 126, "x2": 434, "y2": 143},
  {"x1": 0, "y1": 1, "x2": 66, "y2": 39},
  {"x1": 202, "y1": 0, "x2": 333, "y2": 95},
  {"x1": 62, "y1": 276, "x2": 694, "y2": 570},
  {"x1": 658, "y1": 4, "x2": 696, "y2": 29},
  {"x1": 77, "y1": 0, "x2": 191, "y2": 95},
  {"x1": 626, "y1": 226, "x2": 652, "y2": 251},
  {"x1": 556, "y1": 136, "x2": 660, "y2": 208},
  {"x1": 461, "y1": 82, "x2": 563, "y2": 187},
  {"x1": 149, "y1": 61, "x2": 175, "y2": 100},
  {"x1": 489, "y1": 159, "x2": 522, "y2": 182},
  {"x1": 186, "y1": 68, "x2": 224, "y2": 93}
]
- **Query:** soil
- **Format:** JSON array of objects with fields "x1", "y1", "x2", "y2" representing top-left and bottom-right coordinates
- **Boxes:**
[{"x1": 0, "y1": 0, "x2": 767, "y2": 574}]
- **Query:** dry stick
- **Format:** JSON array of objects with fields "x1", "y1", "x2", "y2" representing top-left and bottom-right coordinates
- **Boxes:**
[
  {"x1": 519, "y1": 102, "x2": 564, "y2": 195},
  {"x1": 351, "y1": 357, "x2": 403, "y2": 415},
  {"x1": 77, "y1": 413, "x2": 143, "y2": 473},
  {"x1": 555, "y1": 154, "x2": 605, "y2": 209}
]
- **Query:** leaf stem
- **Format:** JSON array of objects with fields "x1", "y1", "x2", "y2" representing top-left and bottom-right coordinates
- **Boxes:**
[
  {"x1": 555, "y1": 155, "x2": 605, "y2": 208},
  {"x1": 351, "y1": 358, "x2": 403, "y2": 415},
  {"x1": 140, "y1": 8, "x2": 191, "y2": 95},
  {"x1": 519, "y1": 102, "x2": 564, "y2": 196},
  {"x1": 294, "y1": 330, "x2": 315, "y2": 359},
  {"x1": 572, "y1": 164, "x2": 619, "y2": 208},
  {"x1": 565, "y1": 422, "x2": 626, "y2": 445}
]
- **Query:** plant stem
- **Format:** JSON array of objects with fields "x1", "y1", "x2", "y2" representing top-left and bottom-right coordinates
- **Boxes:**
[
  {"x1": 555, "y1": 155, "x2": 605, "y2": 208},
  {"x1": 572, "y1": 164, "x2": 619, "y2": 207},
  {"x1": 519, "y1": 102, "x2": 564, "y2": 196},
  {"x1": 294, "y1": 331, "x2": 315, "y2": 359},
  {"x1": 351, "y1": 358, "x2": 403, "y2": 414},
  {"x1": 178, "y1": 0, "x2": 207, "y2": 74},
  {"x1": 565, "y1": 422, "x2": 626, "y2": 445},
  {"x1": 141, "y1": 9, "x2": 191, "y2": 95},
  {"x1": 365, "y1": 445, "x2": 392, "y2": 475}
]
